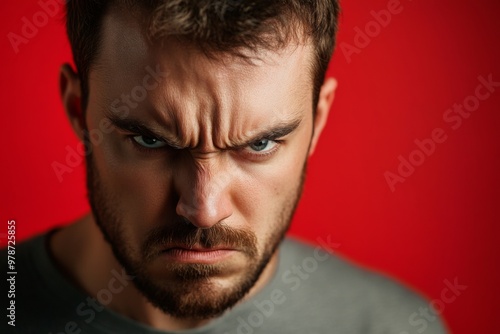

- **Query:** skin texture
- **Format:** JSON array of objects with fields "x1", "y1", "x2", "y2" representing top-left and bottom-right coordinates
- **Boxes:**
[{"x1": 52, "y1": 7, "x2": 336, "y2": 331}]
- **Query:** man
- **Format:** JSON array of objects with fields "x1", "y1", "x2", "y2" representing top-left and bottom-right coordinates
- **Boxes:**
[{"x1": 2, "y1": 1, "x2": 447, "y2": 333}]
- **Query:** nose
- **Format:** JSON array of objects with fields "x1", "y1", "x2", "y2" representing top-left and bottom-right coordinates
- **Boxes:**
[{"x1": 175, "y1": 157, "x2": 233, "y2": 229}]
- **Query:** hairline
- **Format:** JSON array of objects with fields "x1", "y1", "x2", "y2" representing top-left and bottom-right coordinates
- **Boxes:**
[{"x1": 78, "y1": 2, "x2": 329, "y2": 115}]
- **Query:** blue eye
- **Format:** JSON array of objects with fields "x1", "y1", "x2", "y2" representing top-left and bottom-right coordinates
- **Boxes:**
[
  {"x1": 132, "y1": 135, "x2": 167, "y2": 149},
  {"x1": 247, "y1": 139, "x2": 277, "y2": 152}
]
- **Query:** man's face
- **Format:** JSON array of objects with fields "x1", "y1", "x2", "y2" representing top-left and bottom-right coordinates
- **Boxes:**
[{"x1": 83, "y1": 11, "x2": 315, "y2": 319}]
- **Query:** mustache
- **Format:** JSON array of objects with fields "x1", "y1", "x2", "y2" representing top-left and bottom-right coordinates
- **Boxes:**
[{"x1": 142, "y1": 220, "x2": 258, "y2": 261}]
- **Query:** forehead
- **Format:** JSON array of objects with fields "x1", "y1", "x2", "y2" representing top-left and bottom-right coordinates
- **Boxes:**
[{"x1": 89, "y1": 8, "x2": 314, "y2": 146}]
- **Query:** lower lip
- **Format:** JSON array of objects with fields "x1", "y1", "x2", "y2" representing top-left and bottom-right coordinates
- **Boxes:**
[{"x1": 162, "y1": 248, "x2": 236, "y2": 264}]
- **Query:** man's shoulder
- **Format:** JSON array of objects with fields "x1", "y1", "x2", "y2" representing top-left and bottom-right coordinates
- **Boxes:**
[
  {"x1": 1, "y1": 233, "x2": 83, "y2": 333},
  {"x1": 2, "y1": 234, "x2": 46, "y2": 332},
  {"x1": 1, "y1": 233, "x2": 48, "y2": 284},
  {"x1": 282, "y1": 236, "x2": 416, "y2": 289},
  {"x1": 276, "y1": 237, "x2": 448, "y2": 333},
  {"x1": 1, "y1": 232, "x2": 44, "y2": 256},
  {"x1": 1, "y1": 233, "x2": 46, "y2": 281},
  {"x1": 279, "y1": 237, "x2": 417, "y2": 299}
]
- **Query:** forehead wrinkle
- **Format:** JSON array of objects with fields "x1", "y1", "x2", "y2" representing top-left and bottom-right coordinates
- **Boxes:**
[
  {"x1": 145, "y1": 92, "x2": 180, "y2": 141},
  {"x1": 177, "y1": 62, "x2": 237, "y2": 151},
  {"x1": 163, "y1": 48, "x2": 241, "y2": 151},
  {"x1": 144, "y1": 33, "x2": 313, "y2": 152},
  {"x1": 209, "y1": 72, "x2": 240, "y2": 150},
  {"x1": 192, "y1": 56, "x2": 243, "y2": 152},
  {"x1": 172, "y1": 90, "x2": 200, "y2": 149},
  {"x1": 152, "y1": 60, "x2": 204, "y2": 149}
]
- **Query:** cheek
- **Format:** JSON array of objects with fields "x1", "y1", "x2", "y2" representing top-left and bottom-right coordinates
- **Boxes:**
[
  {"x1": 231, "y1": 123, "x2": 311, "y2": 243},
  {"x1": 89, "y1": 126, "x2": 175, "y2": 238}
]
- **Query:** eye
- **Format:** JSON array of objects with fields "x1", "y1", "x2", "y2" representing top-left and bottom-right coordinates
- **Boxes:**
[
  {"x1": 132, "y1": 135, "x2": 167, "y2": 149},
  {"x1": 247, "y1": 139, "x2": 278, "y2": 153}
]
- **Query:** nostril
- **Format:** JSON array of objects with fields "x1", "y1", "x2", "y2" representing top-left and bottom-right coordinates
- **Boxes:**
[
  {"x1": 175, "y1": 193, "x2": 233, "y2": 229},
  {"x1": 180, "y1": 216, "x2": 192, "y2": 225}
]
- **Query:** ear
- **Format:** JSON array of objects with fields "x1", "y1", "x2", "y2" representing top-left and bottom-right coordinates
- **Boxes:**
[
  {"x1": 309, "y1": 77, "x2": 337, "y2": 156},
  {"x1": 60, "y1": 64, "x2": 85, "y2": 141}
]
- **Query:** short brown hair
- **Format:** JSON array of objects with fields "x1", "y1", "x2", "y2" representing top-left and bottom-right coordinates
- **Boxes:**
[{"x1": 65, "y1": 0, "x2": 341, "y2": 112}]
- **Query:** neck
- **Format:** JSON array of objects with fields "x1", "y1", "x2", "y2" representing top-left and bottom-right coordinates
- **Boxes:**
[{"x1": 49, "y1": 214, "x2": 279, "y2": 331}]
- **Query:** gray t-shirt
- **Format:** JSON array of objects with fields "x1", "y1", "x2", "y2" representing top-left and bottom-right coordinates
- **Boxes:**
[{"x1": 1, "y1": 233, "x2": 447, "y2": 334}]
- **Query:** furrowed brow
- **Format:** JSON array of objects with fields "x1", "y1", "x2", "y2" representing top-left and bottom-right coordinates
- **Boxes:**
[
  {"x1": 107, "y1": 114, "x2": 184, "y2": 149},
  {"x1": 233, "y1": 118, "x2": 302, "y2": 148}
]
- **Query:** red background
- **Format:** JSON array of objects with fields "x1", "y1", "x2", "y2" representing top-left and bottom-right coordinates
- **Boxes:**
[{"x1": 1, "y1": 1, "x2": 499, "y2": 332}]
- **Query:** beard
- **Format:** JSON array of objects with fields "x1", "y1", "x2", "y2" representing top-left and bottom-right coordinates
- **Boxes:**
[{"x1": 85, "y1": 149, "x2": 306, "y2": 320}]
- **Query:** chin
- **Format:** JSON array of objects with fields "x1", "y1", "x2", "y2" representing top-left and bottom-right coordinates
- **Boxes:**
[{"x1": 133, "y1": 267, "x2": 256, "y2": 319}]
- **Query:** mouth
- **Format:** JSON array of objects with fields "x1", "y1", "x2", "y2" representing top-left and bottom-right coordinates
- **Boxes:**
[{"x1": 161, "y1": 245, "x2": 237, "y2": 264}]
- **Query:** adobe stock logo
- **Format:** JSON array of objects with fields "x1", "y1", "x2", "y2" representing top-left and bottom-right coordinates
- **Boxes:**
[
  {"x1": 7, "y1": 0, "x2": 65, "y2": 54},
  {"x1": 340, "y1": 0, "x2": 410, "y2": 64},
  {"x1": 47, "y1": 268, "x2": 134, "y2": 334},
  {"x1": 227, "y1": 235, "x2": 340, "y2": 334},
  {"x1": 400, "y1": 277, "x2": 467, "y2": 334},
  {"x1": 384, "y1": 74, "x2": 499, "y2": 192},
  {"x1": 51, "y1": 64, "x2": 169, "y2": 182}
]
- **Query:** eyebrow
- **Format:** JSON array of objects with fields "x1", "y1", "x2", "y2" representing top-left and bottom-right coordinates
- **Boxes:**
[
  {"x1": 106, "y1": 113, "x2": 302, "y2": 150},
  {"x1": 230, "y1": 118, "x2": 302, "y2": 149},
  {"x1": 107, "y1": 115, "x2": 184, "y2": 149}
]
